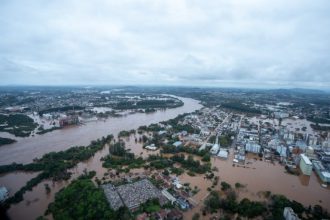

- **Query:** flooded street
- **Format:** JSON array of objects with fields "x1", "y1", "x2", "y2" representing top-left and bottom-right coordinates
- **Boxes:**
[
  {"x1": 212, "y1": 156, "x2": 330, "y2": 208},
  {"x1": 0, "y1": 97, "x2": 202, "y2": 220},
  {"x1": 1, "y1": 96, "x2": 330, "y2": 220},
  {"x1": 183, "y1": 150, "x2": 330, "y2": 219}
]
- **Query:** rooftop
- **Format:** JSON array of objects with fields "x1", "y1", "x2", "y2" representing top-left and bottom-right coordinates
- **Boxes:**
[
  {"x1": 103, "y1": 179, "x2": 167, "y2": 211},
  {"x1": 101, "y1": 184, "x2": 124, "y2": 211},
  {"x1": 301, "y1": 154, "x2": 312, "y2": 165}
]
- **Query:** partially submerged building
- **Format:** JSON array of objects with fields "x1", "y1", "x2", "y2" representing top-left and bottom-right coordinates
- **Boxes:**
[
  {"x1": 210, "y1": 143, "x2": 220, "y2": 155},
  {"x1": 59, "y1": 115, "x2": 79, "y2": 127},
  {"x1": 300, "y1": 154, "x2": 312, "y2": 176},
  {"x1": 283, "y1": 207, "x2": 300, "y2": 220},
  {"x1": 217, "y1": 148, "x2": 229, "y2": 159},
  {"x1": 312, "y1": 160, "x2": 330, "y2": 183},
  {"x1": 245, "y1": 142, "x2": 261, "y2": 154}
]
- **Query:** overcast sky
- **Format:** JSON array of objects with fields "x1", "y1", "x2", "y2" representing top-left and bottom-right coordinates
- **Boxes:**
[{"x1": 0, "y1": 0, "x2": 330, "y2": 88}]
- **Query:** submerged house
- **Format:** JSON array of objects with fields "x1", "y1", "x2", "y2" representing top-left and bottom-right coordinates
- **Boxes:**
[{"x1": 210, "y1": 144, "x2": 220, "y2": 155}]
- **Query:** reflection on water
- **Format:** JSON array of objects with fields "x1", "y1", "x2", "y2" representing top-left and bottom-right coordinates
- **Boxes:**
[{"x1": 299, "y1": 174, "x2": 310, "y2": 186}]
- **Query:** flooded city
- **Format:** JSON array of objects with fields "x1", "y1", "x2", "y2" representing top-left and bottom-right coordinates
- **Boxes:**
[
  {"x1": 1, "y1": 0, "x2": 330, "y2": 219},
  {"x1": 1, "y1": 92, "x2": 330, "y2": 220},
  {"x1": 1, "y1": 97, "x2": 202, "y2": 219}
]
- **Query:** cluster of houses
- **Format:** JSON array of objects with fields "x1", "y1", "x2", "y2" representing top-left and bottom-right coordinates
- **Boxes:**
[
  {"x1": 144, "y1": 106, "x2": 330, "y2": 188},
  {"x1": 232, "y1": 114, "x2": 330, "y2": 186}
]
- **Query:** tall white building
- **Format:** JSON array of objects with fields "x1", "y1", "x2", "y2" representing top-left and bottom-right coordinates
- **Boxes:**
[{"x1": 300, "y1": 154, "x2": 312, "y2": 176}]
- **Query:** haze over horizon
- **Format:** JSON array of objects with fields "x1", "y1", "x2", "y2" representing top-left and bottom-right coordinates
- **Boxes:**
[{"x1": 1, "y1": 0, "x2": 330, "y2": 89}]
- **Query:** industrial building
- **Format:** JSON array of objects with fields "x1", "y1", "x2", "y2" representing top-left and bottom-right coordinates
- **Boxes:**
[
  {"x1": 300, "y1": 154, "x2": 312, "y2": 176},
  {"x1": 102, "y1": 179, "x2": 167, "y2": 211},
  {"x1": 245, "y1": 142, "x2": 261, "y2": 154}
]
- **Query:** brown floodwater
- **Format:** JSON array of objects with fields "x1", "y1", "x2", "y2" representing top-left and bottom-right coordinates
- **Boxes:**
[
  {"x1": 212, "y1": 151, "x2": 330, "y2": 209},
  {"x1": 0, "y1": 97, "x2": 201, "y2": 165},
  {"x1": 183, "y1": 150, "x2": 330, "y2": 220},
  {"x1": 0, "y1": 96, "x2": 202, "y2": 220},
  {"x1": 2, "y1": 97, "x2": 330, "y2": 220},
  {"x1": 0, "y1": 172, "x2": 39, "y2": 197}
]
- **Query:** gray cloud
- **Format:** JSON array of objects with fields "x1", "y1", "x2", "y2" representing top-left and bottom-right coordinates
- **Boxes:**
[{"x1": 0, "y1": 0, "x2": 330, "y2": 88}]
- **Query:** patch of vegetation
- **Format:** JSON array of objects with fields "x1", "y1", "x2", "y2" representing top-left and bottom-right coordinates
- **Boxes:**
[
  {"x1": 138, "y1": 123, "x2": 163, "y2": 132},
  {"x1": 102, "y1": 141, "x2": 145, "y2": 169},
  {"x1": 114, "y1": 99, "x2": 183, "y2": 110},
  {"x1": 221, "y1": 102, "x2": 261, "y2": 114},
  {"x1": 38, "y1": 106, "x2": 84, "y2": 116},
  {"x1": 0, "y1": 135, "x2": 113, "y2": 207},
  {"x1": 219, "y1": 134, "x2": 233, "y2": 148},
  {"x1": 310, "y1": 123, "x2": 330, "y2": 131},
  {"x1": 221, "y1": 181, "x2": 231, "y2": 191},
  {"x1": 307, "y1": 116, "x2": 330, "y2": 124},
  {"x1": 36, "y1": 126, "x2": 61, "y2": 135},
  {"x1": 171, "y1": 167, "x2": 184, "y2": 175},
  {"x1": 0, "y1": 114, "x2": 38, "y2": 137},
  {"x1": 234, "y1": 182, "x2": 243, "y2": 189},
  {"x1": 203, "y1": 190, "x2": 330, "y2": 219},
  {"x1": 118, "y1": 129, "x2": 136, "y2": 138},
  {"x1": 162, "y1": 113, "x2": 201, "y2": 134},
  {"x1": 270, "y1": 195, "x2": 305, "y2": 219},
  {"x1": 148, "y1": 157, "x2": 174, "y2": 170},
  {"x1": 171, "y1": 154, "x2": 211, "y2": 174},
  {"x1": 204, "y1": 190, "x2": 265, "y2": 218},
  {"x1": 139, "y1": 198, "x2": 161, "y2": 213},
  {"x1": 0, "y1": 137, "x2": 16, "y2": 146},
  {"x1": 46, "y1": 178, "x2": 132, "y2": 220}
]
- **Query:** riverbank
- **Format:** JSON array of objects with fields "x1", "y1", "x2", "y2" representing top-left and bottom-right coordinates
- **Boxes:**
[
  {"x1": 0, "y1": 96, "x2": 202, "y2": 220},
  {"x1": 0, "y1": 97, "x2": 202, "y2": 165}
]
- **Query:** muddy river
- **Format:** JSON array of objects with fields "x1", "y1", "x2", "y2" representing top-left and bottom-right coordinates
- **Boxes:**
[
  {"x1": 0, "y1": 97, "x2": 201, "y2": 165},
  {"x1": 0, "y1": 97, "x2": 202, "y2": 220}
]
